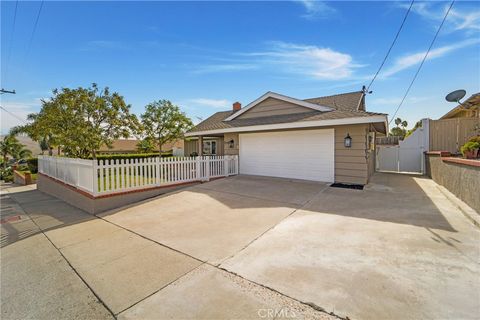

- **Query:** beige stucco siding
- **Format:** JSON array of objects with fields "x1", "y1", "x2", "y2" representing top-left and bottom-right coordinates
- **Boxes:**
[
  {"x1": 334, "y1": 124, "x2": 369, "y2": 185},
  {"x1": 237, "y1": 97, "x2": 312, "y2": 119}
]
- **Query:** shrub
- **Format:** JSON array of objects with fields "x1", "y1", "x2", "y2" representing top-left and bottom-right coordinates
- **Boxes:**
[
  {"x1": 468, "y1": 136, "x2": 480, "y2": 144},
  {"x1": 460, "y1": 141, "x2": 480, "y2": 156},
  {"x1": 91, "y1": 152, "x2": 173, "y2": 163},
  {"x1": 0, "y1": 167, "x2": 13, "y2": 182},
  {"x1": 26, "y1": 157, "x2": 38, "y2": 173}
]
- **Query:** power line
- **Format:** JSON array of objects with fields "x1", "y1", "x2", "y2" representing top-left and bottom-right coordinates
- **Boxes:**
[
  {"x1": 367, "y1": 0, "x2": 414, "y2": 92},
  {"x1": 0, "y1": 105, "x2": 28, "y2": 124},
  {"x1": 23, "y1": 0, "x2": 44, "y2": 65},
  {"x1": 389, "y1": 0, "x2": 455, "y2": 125},
  {"x1": 5, "y1": 0, "x2": 19, "y2": 80}
]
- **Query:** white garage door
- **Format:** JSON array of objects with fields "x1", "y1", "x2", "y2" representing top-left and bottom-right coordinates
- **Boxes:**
[{"x1": 239, "y1": 129, "x2": 334, "y2": 182}]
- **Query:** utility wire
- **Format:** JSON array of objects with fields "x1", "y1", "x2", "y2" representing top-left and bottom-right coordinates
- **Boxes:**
[
  {"x1": 0, "y1": 106, "x2": 28, "y2": 124},
  {"x1": 389, "y1": 0, "x2": 455, "y2": 124},
  {"x1": 5, "y1": 0, "x2": 19, "y2": 80},
  {"x1": 23, "y1": 0, "x2": 44, "y2": 65},
  {"x1": 367, "y1": 0, "x2": 414, "y2": 92}
]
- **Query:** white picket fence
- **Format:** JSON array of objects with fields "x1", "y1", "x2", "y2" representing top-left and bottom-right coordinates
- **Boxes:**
[{"x1": 38, "y1": 155, "x2": 238, "y2": 196}]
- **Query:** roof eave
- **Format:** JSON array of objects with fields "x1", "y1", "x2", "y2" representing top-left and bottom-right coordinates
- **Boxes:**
[{"x1": 185, "y1": 115, "x2": 388, "y2": 137}]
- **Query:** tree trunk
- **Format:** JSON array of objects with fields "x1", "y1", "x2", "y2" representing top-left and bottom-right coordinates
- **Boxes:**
[
  {"x1": 49, "y1": 148, "x2": 53, "y2": 156},
  {"x1": 92, "y1": 150, "x2": 97, "y2": 159},
  {"x1": 158, "y1": 142, "x2": 163, "y2": 157}
]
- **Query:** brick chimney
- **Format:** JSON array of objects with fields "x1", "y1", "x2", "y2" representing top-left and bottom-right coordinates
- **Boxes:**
[{"x1": 233, "y1": 102, "x2": 241, "y2": 111}]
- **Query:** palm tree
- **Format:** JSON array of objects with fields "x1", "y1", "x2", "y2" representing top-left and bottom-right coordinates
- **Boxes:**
[{"x1": 0, "y1": 135, "x2": 32, "y2": 167}]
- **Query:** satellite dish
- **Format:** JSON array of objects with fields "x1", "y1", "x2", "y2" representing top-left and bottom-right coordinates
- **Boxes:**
[{"x1": 445, "y1": 89, "x2": 466, "y2": 103}]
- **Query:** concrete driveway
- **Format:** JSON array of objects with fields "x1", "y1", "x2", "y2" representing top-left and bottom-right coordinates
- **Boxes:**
[{"x1": 2, "y1": 173, "x2": 479, "y2": 320}]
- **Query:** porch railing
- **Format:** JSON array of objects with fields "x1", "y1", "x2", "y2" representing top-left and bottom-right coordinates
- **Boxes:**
[{"x1": 38, "y1": 155, "x2": 238, "y2": 196}]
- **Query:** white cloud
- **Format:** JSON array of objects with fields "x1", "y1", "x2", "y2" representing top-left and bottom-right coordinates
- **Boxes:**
[
  {"x1": 192, "y1": 64, "x2": 258, "y2": 74},
  {"x1": 381, "y1": 38, "x2": 479, "y2": 78},
  {"x1": 400, "y1": 2, "x2": 480, "y2": 33},
  {"x1": 248, "y1": 41, "x2": 360, "y2": 80},
  {"x1": 187, "y1": 98, "x2": 232, "y2": 109},
  {"x1": 296, "y1": 0, "x2": 336, "y2": 19}
]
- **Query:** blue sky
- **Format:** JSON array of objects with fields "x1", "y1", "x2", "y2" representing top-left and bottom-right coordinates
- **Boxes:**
[{"x1": 1, "y1": 0, "x2": 479, "y2": 134}]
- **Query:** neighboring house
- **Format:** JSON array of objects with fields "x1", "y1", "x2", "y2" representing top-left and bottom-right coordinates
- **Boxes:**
[
  {"x1": 440, "y1": 93, "x2": 480, "y2": 119},
  {"x1": 98, "y1": 139, "x2": 185, "y2": 155},
  {"x1": 429, "y1": 92, "x2": 480, "y2": 153},
  {"x1": 185, "y1": 90, "x2": 388, "y2": 185}
]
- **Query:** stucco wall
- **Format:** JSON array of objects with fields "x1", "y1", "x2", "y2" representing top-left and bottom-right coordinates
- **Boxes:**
[{"x1": 426, "y1": 154, "x2": 480, "y2": 213}]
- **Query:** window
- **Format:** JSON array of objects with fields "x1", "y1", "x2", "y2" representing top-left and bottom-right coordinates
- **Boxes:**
[{"x1": 202, "y1": 140, "x2": 217, "y2": 155}]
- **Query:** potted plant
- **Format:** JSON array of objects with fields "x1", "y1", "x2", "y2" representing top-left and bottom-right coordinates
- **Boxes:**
[{"x1": 460, "y1": 140, "x2": 480, "y2": 159}]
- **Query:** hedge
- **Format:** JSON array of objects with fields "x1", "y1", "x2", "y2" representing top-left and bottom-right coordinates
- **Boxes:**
[
  {"x1": 90, "y1": 153, "x2": 173, "y2": 163},
  {"x1": 26, "y1": 157, "x2": 38, "y2": 173}
]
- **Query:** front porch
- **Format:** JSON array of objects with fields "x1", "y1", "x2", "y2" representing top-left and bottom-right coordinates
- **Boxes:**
[{"x1": 184, "y1": 133, "x2": 239, "y2": 157}]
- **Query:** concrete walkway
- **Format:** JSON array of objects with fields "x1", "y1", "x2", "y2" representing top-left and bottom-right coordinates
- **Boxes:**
[
  {"x1": 1, "y1": 183, "x2": 335, "y2": 320},
  {"x1": 1, "y1": 173, "x2": 479, "y2": 319}
]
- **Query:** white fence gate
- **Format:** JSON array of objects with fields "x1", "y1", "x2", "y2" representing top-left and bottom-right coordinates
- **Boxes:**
[
  {"x1": 376, "y1": 119, "x2": 429, "y2": 174},
  {"x1": 38, "y1": 155, "x2": 238, "y2": 196}
]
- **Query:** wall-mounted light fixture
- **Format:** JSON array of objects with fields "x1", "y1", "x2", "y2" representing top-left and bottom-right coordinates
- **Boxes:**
[
  {"x1": 344, "y1": 133, "x2": 352, "y2": 148},
  {"x1": 228, "y1": 139, "x2": 235, "y2": 148}
]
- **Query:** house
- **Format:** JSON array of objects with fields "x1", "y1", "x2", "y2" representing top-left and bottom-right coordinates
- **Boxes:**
[
  {"x1": 440, "y1": 93, "x2": 480, "y2": 119},
  {"x1": 98, "y1": 139, "x2": 184, "y2": 155},
  {"x1": 185, "y1": 90, "x2": 388, "y2": 185}
]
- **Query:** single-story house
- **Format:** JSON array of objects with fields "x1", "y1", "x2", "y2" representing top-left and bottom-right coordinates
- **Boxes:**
[
  {"x1": 440, "y1": 92, "x2": 480, "y2": 119},
  {"x1": 185, "y1": 90, "x2": 388, "y2": 185}
]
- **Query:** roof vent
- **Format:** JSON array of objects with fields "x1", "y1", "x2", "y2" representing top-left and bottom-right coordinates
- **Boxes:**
[{"x1": 233, "y1": 102, "x2": 241, "y2": 111}]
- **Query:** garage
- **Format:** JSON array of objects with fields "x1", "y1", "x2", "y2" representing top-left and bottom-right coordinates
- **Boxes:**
[{"x1": 239, "y1": 129, "x2": 334, "y2": 182}]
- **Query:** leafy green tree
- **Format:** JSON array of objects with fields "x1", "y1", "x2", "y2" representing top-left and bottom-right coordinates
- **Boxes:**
[
  {"x1": 390, "y1": 117, "x2": 408, "y2": 138},
  {"x1": 141, "y1": 100, "x2": 193, "y2": 154},
  {"x1": 405, "y1": 120, "x2": 422, "y2": 138},
  {"x1": 0, "y1": 135, "x2": 32, "y2": 167},
  {"x1": 136, "y1": 137, "x2": 156, "y2": 153},
  {"x1": 39, "y1": 138, "x2": 49, "y2": 155},
  {"x1": 19, "y1": 84, "x2": 140, "y2": 159}
]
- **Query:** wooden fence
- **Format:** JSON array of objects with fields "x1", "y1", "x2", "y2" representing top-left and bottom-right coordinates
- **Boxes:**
[
  {"x1": 38, "y1": 155, "x2": 239, "y2": 196},
  {"x1": 429, "y1": 118, "x2": 479, "y2": 153}
]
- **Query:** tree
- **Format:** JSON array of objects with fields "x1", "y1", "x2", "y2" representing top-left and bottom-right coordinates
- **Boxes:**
[
  {"x1": 39, "y1": 138, "x2": 49, "y2": 155},
  {"x1": 405, "y1": 120, "x2": 422, "y2": 138},
  {"x1": 390, "y1": 117, "x2": 408, "y2": 139},
  {"x1": 136, "y1": 137, "x2": 156, "y2": 153},
  {"x1": 0, "y1": 135, "x2": 32, "y2": 167},
  {"x1": 141, "y1": 100, "x2": 193, "y2": 154},
  {"x1": 19, "y1": 84, "x2": 140, "y2": 159}
]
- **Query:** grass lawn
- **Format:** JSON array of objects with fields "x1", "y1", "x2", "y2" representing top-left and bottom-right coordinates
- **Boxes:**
[{"x1": 98, "y1": 173, "x2": 156, "y2": 191}]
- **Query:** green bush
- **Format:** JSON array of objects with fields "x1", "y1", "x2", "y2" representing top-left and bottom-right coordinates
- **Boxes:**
[
  {"x1": 91, "y1": 152, "x2": 173, "y2": 163},
  {"x1": 0, "y1": 167, "x2": 13, "y2": 182},
  {"x1": 468, "y1": 136, "x2": 480, "y2": 144},
  {"x1": 460, "y1": 141, "x2": 480, "y2": 156},
  {"x1": 26, "y1": 157, "x2": 38, "y2": 173}
]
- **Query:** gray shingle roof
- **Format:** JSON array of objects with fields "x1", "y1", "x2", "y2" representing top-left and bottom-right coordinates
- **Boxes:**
[{"x1": 188, "y1": 91, "x2": 385, "y2": 134}]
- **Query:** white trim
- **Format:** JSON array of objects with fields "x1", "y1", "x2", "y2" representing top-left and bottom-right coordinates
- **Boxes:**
[
  {"x1": 224, "y1": 91, "x2": 333, "y2": 121},
  {"x1": 185, "y1": 115, "x2": 388, "y2": 137}
]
